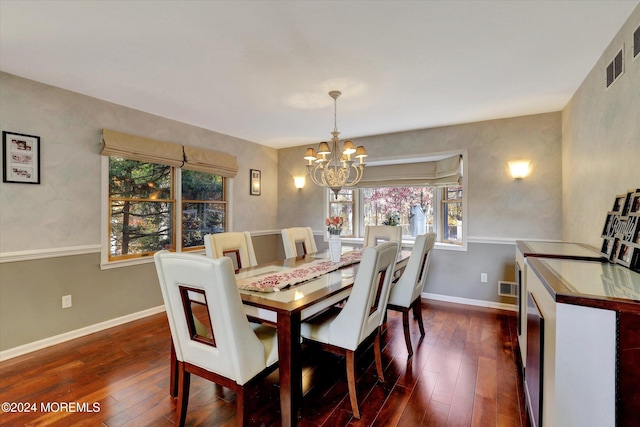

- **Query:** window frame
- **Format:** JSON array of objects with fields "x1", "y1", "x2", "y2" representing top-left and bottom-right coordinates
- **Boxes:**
[
  {"x1": 324, "y1": 151, "x2": 467, "y2": 252},
  {"x1": 100, "y1": 156, "x2": 230, "y2": 268}
]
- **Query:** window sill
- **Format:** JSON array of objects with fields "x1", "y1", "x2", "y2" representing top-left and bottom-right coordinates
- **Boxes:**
[{"x1": 332, "y1": 237, "x2": 466, "y2": 252}]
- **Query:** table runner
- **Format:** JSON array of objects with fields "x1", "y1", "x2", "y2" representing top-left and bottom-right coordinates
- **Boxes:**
[{"x1": 237, "y1": 250, "x2": 363, "y2": 292}]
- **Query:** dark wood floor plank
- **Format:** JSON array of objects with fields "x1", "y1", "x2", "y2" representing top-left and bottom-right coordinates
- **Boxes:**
[{"x1": 0, "y1": 300, "x2": 524, "y2": 426}]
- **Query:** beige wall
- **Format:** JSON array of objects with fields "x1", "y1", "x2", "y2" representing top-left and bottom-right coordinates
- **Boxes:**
[
  {"x1": 278, "y1": 112, "x2": 562, "y2": 306},
  {"x1": 278, "y1": 112, "x2": 563, "y2": 240},
  {"x1": 0, "y1": 72, "x2": 279, "y2": 253},
  {"x1": 562, "y1": 5, "x2": 640, "y2": 248},
  {"x1": 0, "y1": 73, "x2": 279, "y2": 352}
]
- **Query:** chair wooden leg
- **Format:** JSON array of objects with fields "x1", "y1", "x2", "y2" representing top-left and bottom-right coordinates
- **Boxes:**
[
  {"x1": 237, "y1": 386, "x2": 248, "y2": 427},
  {"x1": 402, "y1": 309, "x2": 413, "y2": 357},
  {"x1": 413, "y1": 299, "x2": 426, "y2": 337},
  {"x1": 170, "y1": 341, "x2": 178, "y2": 397},
  {"x1": 374, "y1": 331, "x2": 385, "y2": 383},
  {"x1": 176, "y1": 362, "x2": 190, "y2": 427},
  {"x1": 345, "y1": 350, "x2": 361, "y2": 419}
]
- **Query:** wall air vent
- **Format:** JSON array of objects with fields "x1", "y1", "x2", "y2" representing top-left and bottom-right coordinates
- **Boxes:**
[
  {"x1": 606, "y1": 47, "x2": 624, "y2": 88},
  {"x1": 498, "y1": 281, "x2": 517, "y2": 298},
  {"x1": 634, "y1": 25, "x2": 639, "y2": 60}
]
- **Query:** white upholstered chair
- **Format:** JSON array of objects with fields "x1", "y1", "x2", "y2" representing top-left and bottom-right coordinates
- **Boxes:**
[
  {"x1": 300, "y1": 241, "x2": 398, "y2": 419},
  {"x1": 281, "y1": 226, "x2": 318, "y2": 258},
  {"x1": 363, "y1": 225, "x2": 402, "y2": 248},
  {"x1": 204, "y1": 231, "x2": 258, "y2": 272},
  {"x1": 387, "y1": 233, "x2": 435, "y2": 357},
  {"x1": 154, "y1": 251, "x2": 278, "y2": 426}
]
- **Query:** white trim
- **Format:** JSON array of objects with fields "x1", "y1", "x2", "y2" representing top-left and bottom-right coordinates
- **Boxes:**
[
  {"x1": 422, "y1": 292, "x2": 517, "y2": 312},
  {"x1": 0, "y1": 305, "x2": 166, "y2": 361},
  {"x1": 248, "y1": 229, "x2": 282, "y2": 236},
  {"x1": 0, "y1": 244, "x2": 101, "y2": 263}
]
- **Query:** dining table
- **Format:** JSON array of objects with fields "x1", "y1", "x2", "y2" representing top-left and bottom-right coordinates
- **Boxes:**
[{"x1": 169, "y1": 246, "x2": 411, "y2": 427}]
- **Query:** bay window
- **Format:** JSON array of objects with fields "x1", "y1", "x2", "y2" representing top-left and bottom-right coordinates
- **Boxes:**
[{"x1": 326, "y1": 153, "x2": 465, "y2": 247}]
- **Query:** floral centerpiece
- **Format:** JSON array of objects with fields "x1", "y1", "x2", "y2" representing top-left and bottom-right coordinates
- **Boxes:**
[{"x1": 326, "y1": 216, "x2": 344, "y2": 236}]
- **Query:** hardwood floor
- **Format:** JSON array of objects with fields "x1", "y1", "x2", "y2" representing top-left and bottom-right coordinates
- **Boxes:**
[{"x1": 0, "y1": 300, "x2": 527, "y2": 426}]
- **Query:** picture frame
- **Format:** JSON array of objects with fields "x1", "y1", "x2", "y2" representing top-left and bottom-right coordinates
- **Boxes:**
[
  {"x1": 250, "y1": 169, "x2": 261, "y2": 196},
  {"x1": 2, "y1": 131, "x2": 40, "y2": 184}
]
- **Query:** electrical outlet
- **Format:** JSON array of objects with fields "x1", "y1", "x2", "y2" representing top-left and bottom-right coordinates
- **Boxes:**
[
  {"x1": 62, "y1": 294, "x2": 72, "y2": 309},
  {"x1": 480, "y1": 273, "x2": 488, "y2": 283}
]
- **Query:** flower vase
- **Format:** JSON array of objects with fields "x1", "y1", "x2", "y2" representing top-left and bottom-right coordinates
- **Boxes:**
[{"x1": 328, "y1": 235, "x2": 342, "y2": 262}]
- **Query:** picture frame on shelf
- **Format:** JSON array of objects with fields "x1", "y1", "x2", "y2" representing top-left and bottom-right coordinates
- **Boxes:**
[
  {"x1": 2, "y1": 131, "x2": 41, "y2": 184},
  {"x1": 250, "y1": 169, "x2": 261, "y2": 196}
]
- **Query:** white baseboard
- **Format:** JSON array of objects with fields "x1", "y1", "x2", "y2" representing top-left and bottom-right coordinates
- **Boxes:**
[
  {"x1": 0, "y1": 294, "x2": 515, "y2": 361},
  {"x1": 0, "y1": 305, "x2": 166, "y2": 362},
  {"x1": 422, "y1": 292, "x2": 517, "y2": 312}
]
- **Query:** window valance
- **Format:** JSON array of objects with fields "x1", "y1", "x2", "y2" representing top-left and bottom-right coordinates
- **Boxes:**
[
  {"x1": 100, "y1": 129, "x2": 238, "y2": 177},
  {"x1": 357, "y1": 154, "x2": 462, "y2": 187},
  {"x1": 182, "y1": 146, "x2": 238, "y2": 177}
]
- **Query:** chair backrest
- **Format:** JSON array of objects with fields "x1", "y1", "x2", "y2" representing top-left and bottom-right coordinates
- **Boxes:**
[
  {"x1": 204, "y1": 232, "x2": 257, "y2": 272},
  {"x1": 329, "y1": 241, "x2": 398, "y2": 350},
  {"x1": 363, "y1": 225, "x2": 402, "y2": 248},
  {"x1": 281, "y1": 227, "x2": 318, "y2": 258},
  {"x1": 154, "y1": 251, "x2": 269, "y2": 385},
  {"x1": 388, "y1": 233, "x2": 436, "y2": 307}
]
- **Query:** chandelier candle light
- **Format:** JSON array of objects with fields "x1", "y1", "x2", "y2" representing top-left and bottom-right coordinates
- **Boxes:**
[{"x1": 304, "y1": 91, "x2": 367, "y2": 197}]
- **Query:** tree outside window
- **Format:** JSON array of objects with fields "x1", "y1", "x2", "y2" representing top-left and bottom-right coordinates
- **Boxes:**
[
  {"x1": 442, "y1": 186, "x2": 463, "y2": 243},
  {"x1": 362, "y1": 186, "x2": 435, "y2": 238},
  {"x1": 109, "y1": 158, "x2": 174, "y2": 259},
  {"x1": 181, "y1": 170, "x2": 226, "y2": 249},
  {"x1": 108, "y1": 158, "x2": 226, "y2": 260}
]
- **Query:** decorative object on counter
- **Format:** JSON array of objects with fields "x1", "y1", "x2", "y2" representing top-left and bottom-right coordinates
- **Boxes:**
[
  {"x1": 250, "y1": 169, "x2": 261, "y2": 195},
  {"x1": 2, "y1": 131, "x2": 40, "y2": 184},
  {"x1": 601, "y1": 188, "x2": 640, "y2": 272},
  {"x1": 303, "y1": 90, "x2": 367, "y2": 197},
  {"x1": 507, "y1": 160, "x2": 531, "y2": 180}
]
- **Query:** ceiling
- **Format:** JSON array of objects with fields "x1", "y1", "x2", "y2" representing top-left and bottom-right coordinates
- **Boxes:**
[{"x1": 1, "y1": 1, "x2": 638, "y2": 149}]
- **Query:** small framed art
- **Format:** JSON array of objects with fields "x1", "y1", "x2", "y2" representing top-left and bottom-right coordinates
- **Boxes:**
[
  {"x1": 2, "y1": 131, "x2": 41, "y2": 184},
  {"x1": 250, "y1": 169, "x2": 261, "y2": 196}
]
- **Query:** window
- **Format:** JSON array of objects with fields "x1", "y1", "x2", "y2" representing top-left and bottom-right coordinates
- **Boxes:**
[
  {"x1": 329, "y1": 189, "x2": 355, "y2": 237},
  {"x1": 326, "y1": 153, "x2": 465, "y2": 248},
  {"x1": 181, "y1": 170, "x2": 226, "y2": 250},
  {"x1": 362, "y1": 186, "x2": 435, "y2": 235},
  {"x1": 441, "y1": 186, "x2": 463, "y2": 244},
  {"x1": 108, "y1": 158, "x2": 226, "y2": 261}
]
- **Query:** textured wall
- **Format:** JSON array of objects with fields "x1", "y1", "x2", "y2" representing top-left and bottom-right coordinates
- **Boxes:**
[
  {"x1": 0, "y1": 72, "x2": 278, "y2": 253},
  {"x1": 0, "y1": 73, "x2": 278, "y2": 352},
  {"x1": 562, "y1": 5, "x2": 640, "y2": 248},
  {"x1": 278, "y1": 112, "x2": 563, "y2": 240}
]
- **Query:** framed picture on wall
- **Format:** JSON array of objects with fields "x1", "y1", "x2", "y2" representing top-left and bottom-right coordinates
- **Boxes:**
[
  {"x1": 250, "y1": 169, "x2": 261, "y2": 196},
  {"x1": 2, "y1": 131, "x2": 41, "y2": 184}
]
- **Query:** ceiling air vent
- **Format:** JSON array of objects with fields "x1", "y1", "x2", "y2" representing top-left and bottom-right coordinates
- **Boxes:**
[
  {"x1": 634, "y1": 25, "x2": 639, "y2": 60},
  {"x1": 606, "y1": 47, "x2": 624, "y2": 88}
]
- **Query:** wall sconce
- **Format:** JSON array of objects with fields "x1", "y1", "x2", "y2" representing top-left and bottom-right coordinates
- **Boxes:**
[
  {"x1": 508, "y1": 160, "x2": 531, "y2": 180},
  {"x1": 293, "y1": 176, "x2": 306, "y2": 189}
]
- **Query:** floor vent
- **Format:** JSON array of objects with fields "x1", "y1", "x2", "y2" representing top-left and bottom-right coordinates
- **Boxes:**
[
  {"x1": 634, "y1": 25, "x2": 639, "y2": 60},
  {"x1": 606, "y1": 47, "x2": 624, "y2": 88},
  {"x1": 498, "y1": 281, "x2": 517, "y2": 298}
]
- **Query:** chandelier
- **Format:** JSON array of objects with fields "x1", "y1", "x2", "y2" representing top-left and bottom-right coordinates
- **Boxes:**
[{"x1": 303, "y1": 91, "x2": 367, "y2": 197}]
